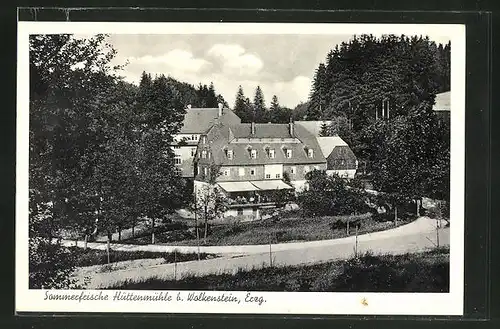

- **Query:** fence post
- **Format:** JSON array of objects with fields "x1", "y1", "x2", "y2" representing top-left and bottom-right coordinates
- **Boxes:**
[
  {"x1": 106, "y1": 239, "x2": 110, "y2": 264},
  {"x1": 174, "y1": 249, "x2": 177, "y2": 280},
  {"x1": 354, "y1": 224, "x2": 359, "y2": 258},
  {"x1": 436, "y1": 219, "x2": 440, "y2": 248}
]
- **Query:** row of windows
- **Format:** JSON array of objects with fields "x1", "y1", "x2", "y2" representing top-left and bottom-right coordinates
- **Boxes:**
[
  {"x1": 222, "y1": 148, "x2": 313, "y2": 160},
  {"x1": 217, "y1": 165, "x2": 321, "y2": 177}
]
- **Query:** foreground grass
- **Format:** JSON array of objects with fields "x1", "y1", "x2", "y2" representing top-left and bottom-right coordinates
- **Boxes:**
[
  {"x1": 109, "y1": 247, "x2": 449, "y2": 292},
  {"x1": 125, "y1": 212, "x2": 416, "y2": 246},
  {"x1": 67, "y1": 247, "x2": 213, "y2": 267}
]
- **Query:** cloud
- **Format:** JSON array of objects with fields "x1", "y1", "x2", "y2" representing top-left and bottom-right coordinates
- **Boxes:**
[
  {"x1": 126, "y1": 49, "x2": 212, "y2": 74},
  {"x1": 207, "y1": 43, "x2": 264, "y2": 77}
]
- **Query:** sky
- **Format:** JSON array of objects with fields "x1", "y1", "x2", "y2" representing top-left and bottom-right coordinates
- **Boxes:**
[{"x1": 102, "y1": 34, "x2": 452, "y2": 109}]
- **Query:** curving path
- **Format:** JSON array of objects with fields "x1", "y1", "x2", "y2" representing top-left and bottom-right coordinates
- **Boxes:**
[{"x1": 71, "y1": 217, "x2": 450, "y2": 289}]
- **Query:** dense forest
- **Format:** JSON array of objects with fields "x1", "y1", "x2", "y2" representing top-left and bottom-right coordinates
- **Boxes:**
[
  {"x1": 28, "y1": 34, "x2": 230, "y2": 289},
  {"x1": 302, "y1": 34, "x2": 451, "y2": 208}
]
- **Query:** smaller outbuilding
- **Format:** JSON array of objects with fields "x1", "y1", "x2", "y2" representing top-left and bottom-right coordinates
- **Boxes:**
[{"x1": 316, "y1": 136, "x2": 358, "y2": 179}]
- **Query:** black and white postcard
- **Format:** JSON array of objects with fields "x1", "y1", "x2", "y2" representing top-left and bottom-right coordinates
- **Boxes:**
[{"x1": 16, "y1": 21, "x2": 465, "y2": 315}]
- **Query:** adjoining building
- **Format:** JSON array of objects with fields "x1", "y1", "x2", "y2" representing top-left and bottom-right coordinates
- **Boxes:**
[
  {"x1": 316, "y1": 136, "x2": 358, "y2": 179},
  {"x1": 432, "y1": 91, "x2": 450, "y2": 125},
  {"x1": 193, "y1": 120, "x2": 328, "y2": 220},
  {"x1": 172, "y1": 103, "x2": 241, "y2": 178}
]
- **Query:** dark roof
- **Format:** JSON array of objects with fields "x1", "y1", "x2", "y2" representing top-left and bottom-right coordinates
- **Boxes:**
[
  {"x1": 230, "y1": 123, "x2": 293, "y2": 138},
  {"x1": 179, "y1": 108, "x2": 241, "y2": 134},
  {"x1": 198, "y1": 122, "x2": 326, "y2": 166},
  {"x1": 294, "y1": 121, "x2": 333, "y2": 137}
]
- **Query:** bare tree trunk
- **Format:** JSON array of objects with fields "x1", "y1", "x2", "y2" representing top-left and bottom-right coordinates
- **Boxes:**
[
  {"x1": 118, "y1": 226, "x2": 122, "y2": 241},
  {"x1": 416, "y1": 199, "x2": 420, "y2": 216},
  {"x1": 346, "y1": 220, "x2": 350, "y2": 235},
  {"x1": 151, "y1": 218, "x2": 155, "y2": 244},
  {"x1": 132, "y1": 224, "x2": 135, "y2": 238},
  {"x1": 394, "y1": 206, "x2": 398, "y2": 226},
  {"x1": 84, "y1": 234, "x2": 88, "y2": 250},
  {"x1": 106, "y1": 238, "x2": 110, "y2": 264},
  {"x1": 204, "y1": 205, "x2": 208, "y2": 243}
]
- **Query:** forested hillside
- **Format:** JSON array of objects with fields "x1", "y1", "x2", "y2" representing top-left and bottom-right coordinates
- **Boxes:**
[
  {"x1": 303, "y1": 34, "x2": 451, "y2": 211},
  {"x1": 306, "y1": 34, "x2": 451, "y2": 122}
]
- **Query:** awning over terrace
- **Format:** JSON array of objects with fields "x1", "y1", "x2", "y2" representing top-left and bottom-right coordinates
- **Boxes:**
[
  {"x1": 250, "y1": 180, "x2": 294, "y2": 191},
  {"x1": 217, "y1": 181, "x2": 260, "y2": 193},
  {"x1": 217, "y1": 180, "x2": 294, "y2": 193}
]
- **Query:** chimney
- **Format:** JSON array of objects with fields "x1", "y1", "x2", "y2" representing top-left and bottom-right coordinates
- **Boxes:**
[
  {"x1": 251, "y1": 122, "x2": 256, "y2": 135},
  {"x1": 187, "y1": 104, "x2": 192, "y2": 110},
  {"x1": 218, "y1": 103, "x2": 223, "y2": 117},
  {"x1": 289, "y1": 118, "x2": 294, "y2": 136}
]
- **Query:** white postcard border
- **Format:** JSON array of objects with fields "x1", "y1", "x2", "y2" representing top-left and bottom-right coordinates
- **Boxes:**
[{"x1": 16, "y1": 21, "x2": 465, "y2": 315}]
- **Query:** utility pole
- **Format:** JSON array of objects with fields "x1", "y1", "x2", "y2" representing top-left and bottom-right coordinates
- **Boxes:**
[
  {"x1": 269, "y1": 233, "x2": 273, "y2": 267},
  {"x1": 194, "y1": 188, "x2": 200, "y2": 261}
]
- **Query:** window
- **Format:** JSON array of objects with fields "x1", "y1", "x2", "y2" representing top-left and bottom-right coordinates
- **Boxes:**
[
  {"x1": 227, "y1": 150, "x2": 233, "y2": 159},
  {"x1": 290, "y1": 166, "x2": 296, "y2": 174},
  {"x1": 286, "y1": 149, "x2": 292, "y2": 158},
  {"x1": 201, "y1": 150, "x2": 207, "y2": 159},
  {"x1": 237, "y1": 208, "x2": 243, "y2": 215},
  {"x1": 203, "y1": 167, "x2": 208, "y2": 176},
  {"x1": 265, "y1": 173, "x2": 271, "y2": 179},
  {"x1": 304, "y1": 166, "x2": 310, "y2": 173},
  {"x1": 250, "y1": 149, "x2": 257, "y2": 159},
  {"x1": 269, "y1": 149, "x2": 275, "y2": 158},
  {"x1": 202, "y1": 136, "x2": 206, "y2": 143},
  {"x1": 174, "y1": 158, "x2": 182, "y2": 165},
  {"x1": 174, "y1": 145, "x2": 180, "y2": 149},
  {"x1": 192, "y1": 135, "x2": 198, "y2": 140},
  {"x1": 250, "y1": 168, "x2": 256, "y2": 176},
  {"x1": 191, "y1": 148, "x2": 196, "y2": 157},
  {"x1": 308, "y1": 149, "x2": 314, "y2": 158},
  {"x1": 239, "y1": 168, "x2": 245, "y2": 176},
  {"x1": 222, "y1": 169, "x2": 230, "y2": 176},
  {"x1": 275, "y1": 173, "x2": 281, "y2": 179}
]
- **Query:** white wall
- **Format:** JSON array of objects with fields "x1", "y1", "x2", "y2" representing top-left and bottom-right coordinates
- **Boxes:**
[
  {"x1": 173, "y1": 145, "x2": 197, "y2": 163},
  {"x1": 326, "y1": 169, "x2": 357, "y2": 179},
  {"x1": 264, "y1": 164, "x2": 283, "y2": 179}
]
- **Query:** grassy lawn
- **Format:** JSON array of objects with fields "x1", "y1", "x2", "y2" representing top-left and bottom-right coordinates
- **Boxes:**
[
  {"x1": 124, "y1": 211, "x2": 417, "y2": 246},
  {"x1": 108, "y1": 247, "x2": 449, "y2": 292},
  {"x1": 67, "y1": 246, "x2": 214, "y2": 267}
]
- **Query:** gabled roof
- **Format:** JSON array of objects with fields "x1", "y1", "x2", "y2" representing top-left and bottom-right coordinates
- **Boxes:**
[
  {"x1": 433, "y1": 91, "x2": 450, "y2": 112},
  {"x1": 316, "y1": 136, "x2": 348, "y2": 157},
  {"x1": 294, "y1": 120, "x2": 332, "y2": 137},
  {"x1": 179, "y1": 108, "x2": 241, "y2": 134}
]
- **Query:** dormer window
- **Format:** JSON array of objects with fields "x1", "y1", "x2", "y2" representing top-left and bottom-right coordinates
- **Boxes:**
[
  {"x1": 308, "y1": 149, "x2": 314, "y2": 158},
  {"x1": 227, "y1": 150, "x2": 233, "y2": 160},
  {"x1": 250, "y1": 149, "x2": 257, "y2": 159},
  {"x1": 286, "y1": 149, "x2": 292, "y2": 158},
  {"x1": 269, "y1": 149, "x2": 275, "y2": 159}
]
